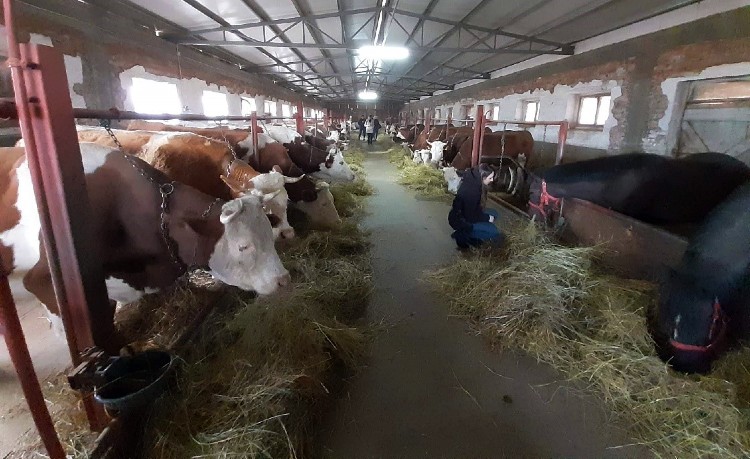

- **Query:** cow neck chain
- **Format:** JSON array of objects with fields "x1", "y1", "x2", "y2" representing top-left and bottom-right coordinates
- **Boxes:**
[{"x1": 101, "y1": 121, "x2": 220, "y2": 274}]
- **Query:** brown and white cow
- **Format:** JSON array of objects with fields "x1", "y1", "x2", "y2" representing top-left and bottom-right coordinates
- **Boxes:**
[
  {"x1": 451, "y1": 130, "x2": 534, "y2": 170},
  {"x1": 0, "y1": 143, "x2": 289, "y2": 346}
]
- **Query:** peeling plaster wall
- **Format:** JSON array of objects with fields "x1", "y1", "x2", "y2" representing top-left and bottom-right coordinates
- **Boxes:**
[
  {"x1": 0, "y1": 0, "x2": 324, "y2": 123},
  {"x1": 403, "y1": 6, "x2": 750, "y2": 165}
]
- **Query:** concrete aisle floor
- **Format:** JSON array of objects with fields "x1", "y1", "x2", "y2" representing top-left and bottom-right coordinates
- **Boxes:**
[{"x1": 321, "y1": 150, "x2": 647, "y2": 459}]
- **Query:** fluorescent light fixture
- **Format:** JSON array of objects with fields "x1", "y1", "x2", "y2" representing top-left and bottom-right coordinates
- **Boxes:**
[
  {"x1": 358, "y1": 45, "x2": 409, "y2": 61},
  {"x1": 358, "y1": 90, "x2": 378, "y2": 100}
]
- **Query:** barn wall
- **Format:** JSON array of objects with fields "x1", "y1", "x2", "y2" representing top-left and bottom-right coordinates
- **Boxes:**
[
  {"x1": 403, "y1": 5, "x2": 750, "y2": 166},
  {"x1": 0, "y1": 0, "x2": 324, "y2": 122}
]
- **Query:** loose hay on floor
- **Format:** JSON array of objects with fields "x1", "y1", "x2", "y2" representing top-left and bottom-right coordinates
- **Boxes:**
[
  {"x1": 138, "y1": 177, "x2": 373, "y2": 458},
  {"x1": 424, "y1": 223, "x2": 750, "y2": 458},
  {"x1": 398, "y1": 162, "x2": 453, "y2": 201}
]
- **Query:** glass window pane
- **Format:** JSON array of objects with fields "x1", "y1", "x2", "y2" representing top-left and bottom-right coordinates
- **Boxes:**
[
  {"x1": 241, "y1": 98, "x2": 256, "y2": 116},
  {"x1": 596, "y1": 96, "x2": 611, "y2": 125},
  {"x1": 493, "y1": 106, "x2": 500, "y2": 120},
  {"x1": 578, "y1": 97, "x2": 598, "y2": 124},
  {"x1": 282, "y1": 104, "x2": 291, "y2": 117},
  {"x1": 130, "y1": 78, "x2": 182, "y2": 115},
  {"x1": 524, "y1": 102, "x2": 538, "y2": 122},
  {"x1": 202, "y1": 91, "x2": 228, "y2": 117}
]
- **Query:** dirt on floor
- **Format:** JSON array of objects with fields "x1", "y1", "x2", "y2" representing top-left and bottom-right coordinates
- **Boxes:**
[{"x1": 320, "y1": 148, "x2": 649, "y2": 459}]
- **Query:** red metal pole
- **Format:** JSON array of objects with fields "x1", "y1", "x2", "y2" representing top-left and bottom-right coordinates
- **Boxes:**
[
  {"x1": 0, "y1": 277, "x2": 65, "y2": 457},
  {"x1": 251, "y1": 111, "x2": 259, "y2": 158},
  {"x1": 471, "y1": 104, "x2": 484, "y2": 167},
  {"x1": 447, "y1": 115, "x2": 452, "y2": 127},
  {"x1": 295, "y1": 102, "x2": 304, "y2": 135},
  {"x1": 478, "y1": 109, "x2": 488, "y2": 162},
  {"x1": 556, "y1": 120, "x2": 568, "y2": 165}
]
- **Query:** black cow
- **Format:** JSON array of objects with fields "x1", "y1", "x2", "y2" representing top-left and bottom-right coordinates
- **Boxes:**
[
  {"x1": 526, "y1": 153, "x2": 750, "y2": 225},
  {"x1": 656, "y1": 181, "x2": 750, "y2": 373}
]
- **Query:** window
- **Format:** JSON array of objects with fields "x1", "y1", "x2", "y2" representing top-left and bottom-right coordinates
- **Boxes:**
[
  {"x1": 202, "y1": 91, "x2": 228, "y2": 117},
  {"x1": 435, "y1": 108, "x2": 441, "y2": 121},
  {"x1": 281, "y1": 103, "x2": 291, "y2": 118},
  {"x1": 521, "y1": 101, "x2": 539, "y2": 122},
  {"x1": 492, "y1": 105, "x2": 500, "y2": 121},
  {"x1": 241, "y1": 98, "x2": 256, "y2": 116},
  {"x1": 462, "y1": 105, "x2": 474, "y2": 120},
  {"x1": 264, "y1": 100, "x2": 274, "y2": 115},
  {"x1": 577, "y1": 94, "x2": 611, "y2": 126},
  {"x1": 129, "y1": 78, "x2": 182, "y2": 115},
  {"x1": 687, "y1": 80, "x2": 750, "y2": 107}
]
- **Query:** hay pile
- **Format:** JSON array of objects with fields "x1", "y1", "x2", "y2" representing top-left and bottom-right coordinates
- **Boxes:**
[
  {"x1": 425, "y1": 223, "x2": 750, "y2": 458},
  {"x1": 398, "y1": 163, "x2": 452, "y2": 201},
  {"x1": 137, "y1": 174, "x2": 373, "y2": 458},
  {"x1": 387, "y1": 145, "x2": 410, "y2": 169}
]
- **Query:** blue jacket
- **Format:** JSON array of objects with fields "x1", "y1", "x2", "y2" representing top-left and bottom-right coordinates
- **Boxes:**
[{"x1": 448, "y1": 168, "x2": 490, "y2": 232}]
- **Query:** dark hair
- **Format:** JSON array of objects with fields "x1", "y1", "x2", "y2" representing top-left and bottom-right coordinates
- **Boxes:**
[{"x1": 478, "y1": 163, "x2": 495, "y2": 180}]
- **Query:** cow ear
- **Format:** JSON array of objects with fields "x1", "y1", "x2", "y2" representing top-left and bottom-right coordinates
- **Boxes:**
[
  {"x1": 272, "y1": 165, "x2": 282, "y2": 173},
  {"x1": 220, "y1": 199, "x2": 244, "y2": 224},
  {"x1": 221, "y1": 175, "x2": 252, "y2": 195}
]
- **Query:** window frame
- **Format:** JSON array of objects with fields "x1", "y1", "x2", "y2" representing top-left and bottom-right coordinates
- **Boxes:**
[
  {"x1": 575, "y1": 93, "x2": 611, "y2": 129},
  {"x1": 520, "y1": 100, "x2": 540, "y2": 123}
]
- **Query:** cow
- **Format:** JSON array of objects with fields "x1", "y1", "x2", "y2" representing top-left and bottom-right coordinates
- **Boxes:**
[
  {"x1": 77, "y1": 127, "x2": 156, "y2": 155},
  {"x1": 265, "y1": 124, "x2": 302, "y2": 144},
  {"x1": 304, "y1": 134, "x2": 336, "y2": 152},
  {"x1": 526, "y1": 152, "x2": 750, "y2": 226},
  {"x1": 422, "y1": 140, "x2": 448, "y2": 166},
  {"x1": 451, "y1": 131, "x2": 534, "y2": 170},
  {"x1": 0, "y1": 144, "x2": 289, "y2": 350},
  {"x1": 283, "y1": 141, "x2": 356, "y2": 183},
  {"x1": 443, "y1": 132, "x2": 473, "y2": 165},
  {"x1": 243, "y1": 142, "x2": 342, "y2": 229},
  {"x1": 137, "y1": 133, "x2": 300, "y2": 240},
  {"x1": 394, "y1": 124, "x2": 424, "y2": 144},
  {"x1": 656, "y1": 181, "x2": 750, "y2": 373},
  {"x1": 443, "y1": 167, "x2": 461, "y2": 194}
]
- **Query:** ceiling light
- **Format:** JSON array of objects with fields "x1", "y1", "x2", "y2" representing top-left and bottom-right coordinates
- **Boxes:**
[
  {"x1": 357, "y1": 45, "x2": 409, "y2": 61},
  {"x1": 358, "y1": 90, "x2": 378, "y2": 100}
]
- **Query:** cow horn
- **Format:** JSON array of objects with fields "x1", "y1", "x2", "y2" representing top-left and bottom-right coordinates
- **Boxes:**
[
  {"x1": 257, "y1": 189, "x2": 281, "y2": 203},
  {"x1": 314, "y1": 181, "x2": 330, "y2": 191},
  {"x1": 284, "y1": 174, "x2": 305, "y2": 184},
  {"x1": 426, "y1": 140, "x2": 432, "y2": 147}
]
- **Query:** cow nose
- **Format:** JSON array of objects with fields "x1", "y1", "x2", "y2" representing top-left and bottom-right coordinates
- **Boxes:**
[{"x1": 277, "y1": 272, "x2": 291, "y2": 287}]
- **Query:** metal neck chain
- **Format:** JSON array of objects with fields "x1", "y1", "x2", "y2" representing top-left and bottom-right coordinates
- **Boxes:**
[{"x1": 99, "y1": 121, "x2": 189, "y2": 275}]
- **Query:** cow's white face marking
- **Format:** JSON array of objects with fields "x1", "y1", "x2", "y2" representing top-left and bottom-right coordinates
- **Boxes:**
[
  {"x1": 291, "y1": 184, "x2": 341, "y2": 229},
  {"x1": 312, "y1": 151, "x2": 355, "y2": 183},
  {"x1": 209, "y1": 195, "x2": 289, "y2": 295},
  {"x1": 429, "y1": 141, "x2": 447, "y2": 164},
  {"x1": 249, "y1": 171, "x2": 286, "y2": 194},
  {"x1": 397, "y1": 132, "x2": 407, "y2": 140},
  {"x1": 0, "y1": 160, "x2": 41, "y2": 272},
  {"x1": 327, "y1": 130, "x2": 340, "y2": 142},
  {"x1": 105, "y1": 276, "x2": 159, "y2": 304},
  {"x1": 443, "y1": 167, "x2": 461, "y2": 194}
]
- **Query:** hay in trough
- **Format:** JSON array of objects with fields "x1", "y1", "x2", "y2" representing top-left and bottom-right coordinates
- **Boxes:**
[
  {"x1": 330, "y1": 179, "x2": 375, "y2": 219},
  {"x1": 398, "y1": 162, "x2": 453, "y2": 201},
  {"x1": 343, "y1": 146, "x2": 366, "y2": 168},
  {"x1": 387, "y1": 146, "x2": 410, "y2": 169},
  {"x1": 137, "y1": 173, "x2": 373, "y2": 458},
  {"x1": 424, "y1": 223, "x2": 750, "y2": 458}
]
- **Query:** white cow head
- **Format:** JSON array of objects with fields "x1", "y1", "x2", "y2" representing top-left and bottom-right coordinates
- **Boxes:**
[
  {"x1": 327, "y1": 130, "x2": 341, "y2": 142},
  {"x1": 291, "y1": 181, "x2": 341, "y2": 229},
  {"x1": 311, "y1": 149, "x2": 356, "y2": 182},
  {"x1": 209, "y1": 195, "x2": 290, "y2": 295},
  {"x1": 420, "y1": 150, "x2": 432, "y2": 165},
  {"x1": 429, "y1": 140, "x2": 447, "y2": 165},
  {"x1": 443, "y1": 166, "x2": 461, "y2": 194}
]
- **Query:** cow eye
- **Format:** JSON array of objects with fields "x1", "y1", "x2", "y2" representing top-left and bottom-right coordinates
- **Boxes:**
[{"x1": 238, "y1": 244, "x2": 250, "y2": 252}]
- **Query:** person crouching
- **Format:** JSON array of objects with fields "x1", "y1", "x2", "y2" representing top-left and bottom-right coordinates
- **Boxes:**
[{"x1": 448, "y1": 164, "x2": 504, "y2": 250}]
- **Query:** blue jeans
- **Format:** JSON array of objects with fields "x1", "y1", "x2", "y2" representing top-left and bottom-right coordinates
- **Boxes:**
[{"x1": 452, "y1": 209, "x2": 503, "y2": 248}]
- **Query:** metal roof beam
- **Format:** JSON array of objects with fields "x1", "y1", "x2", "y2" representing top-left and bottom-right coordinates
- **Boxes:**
[
  {"x1": 171, "y1": 39, "x2": 574, "y2": 55},
  {"x1": 171, "y1": 7, "x2": 380, "y2": 35}
]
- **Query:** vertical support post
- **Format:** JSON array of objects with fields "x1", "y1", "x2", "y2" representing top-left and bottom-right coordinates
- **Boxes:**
[
  {"x1": 556, "y1": 120, "x2": 568, "y2": 165},
  {"x1": 471, "y1": 104, "x2": 484, "y2": 167},
  {"x1": 478, "y1": 109, "x2": 488, "y2": 162},
  {"x1": 295, "y1": 102, "x2": 304, "y2": 135},
  {"x1": 424, "y1": 108, "x2": 431, "y2": 134},
  {"x1": 314, "y1": 112, "x2": 318, "y2": 138},
  {"x1": 18, "y1": 44, "x2": 110, "y2": 430},
  {"x1": 0, "y1": 276, "x2": 65, "y2": 458},
  {"x1": 447, "y1": 115, "x2": 451, "y2": 127},
  {"x1": 250, "y1": 111, "x2": 259, "y2": 158}
]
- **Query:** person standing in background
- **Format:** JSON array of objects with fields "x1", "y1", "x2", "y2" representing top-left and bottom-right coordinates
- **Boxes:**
[
  {"x1": 373, "y1": 116, "x2": 382, "y2": 140},
  {"x1": 358, "y1": 115, "x2": 366, "y2": 140},
  {"x1": 365, "y1": 115, "x2": 375, "y2": 145}
]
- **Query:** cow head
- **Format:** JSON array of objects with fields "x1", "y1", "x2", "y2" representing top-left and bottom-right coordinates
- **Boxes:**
[
  {"x1": 657, "y1": 271, "x2": 728, "y2": 373},
  {"x1": 209, "y1": 195, "x2": 290, "y2": 295},
  {"x1": 443, "y1": 167, "x2": 461, "y2": 194},
  {"x1": 221, "y1": 163, "x2": 303, "y2": 197},
  {"x1": 312, "y1": 149, "x2": 356, "y2": 182},
  {"x1": 291, "y1": 181, "x2": 341, "y2": 229}
]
